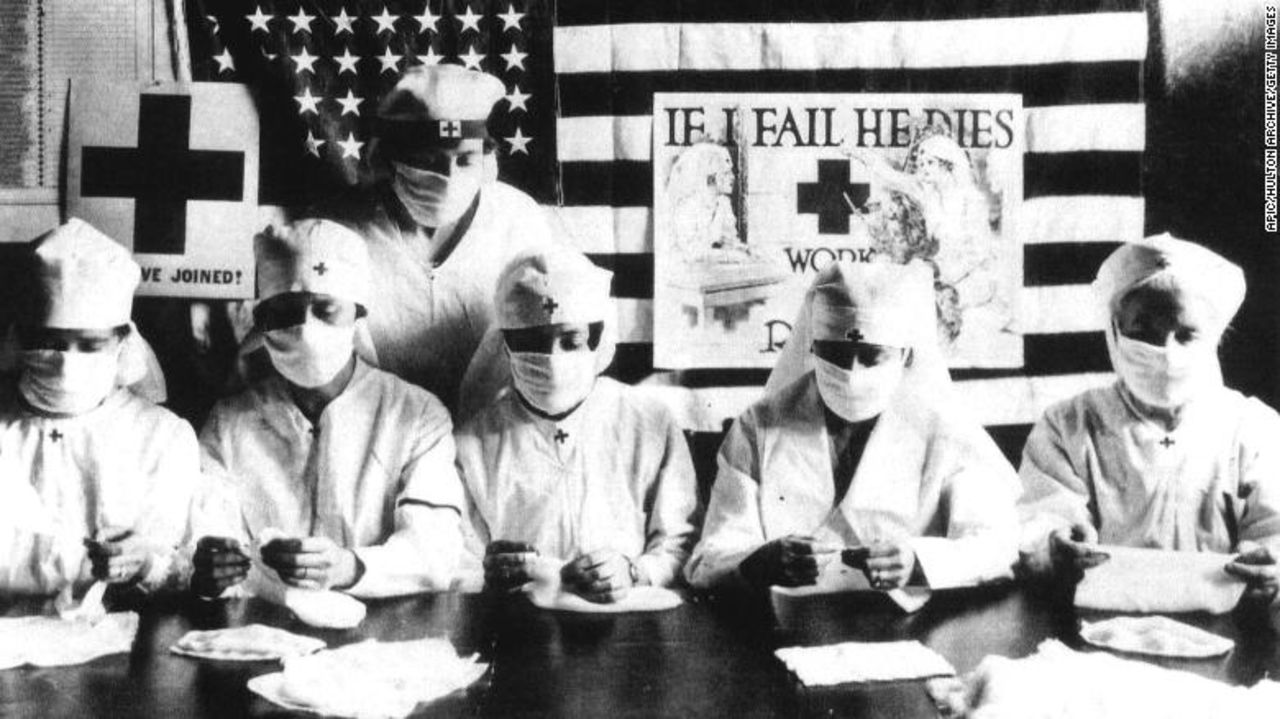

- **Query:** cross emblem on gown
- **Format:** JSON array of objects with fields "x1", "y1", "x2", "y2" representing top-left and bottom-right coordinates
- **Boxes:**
[
  {"x1": 79, "y1": 94, "x2": 245, "y2": 254},
  {"x1": 1158, "y1": 436, "x2": 1175, "y2": 448},
  {"x1": 440, "y1": 120, "x2": 462, "y2": 139},
  {"x1": 554, "y1": 429, "x2": 568, "y2": 444},
  {"x1": 314, "y1": 262, "x2": 328, "y2": 275},
  {"x1": 796, "y1": 159, "x2": 869, "y2": 235},
  {"x1": 845, "y1": 328, "x2": 865, "y2": 343},
  {"x1": 543, "y1": 298, "x2": 559, "y2": 316},
  {"x1": 49, "y1": 429, "x2": 63, "y2": 442}
]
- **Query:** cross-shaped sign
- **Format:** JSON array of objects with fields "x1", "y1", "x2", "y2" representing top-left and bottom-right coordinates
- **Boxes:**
[
  {"x1": 314, "y1": 262, "x2": 328, "y2": 276},
  {"x1": 1159, "y1": 436, "x2": 1175, "y2": 448},
  {"x1": 79, "y1": 94, "x2": 245, "y2": 255},
  {"x1": 554, "y1": 429, "x2": 569, "y2": 444},
  {"x1": 845, "y1": 328, "x2": 865, "y2": 343},
  {"x1": 543, "y1": 298, "x2": 559, "y2": 316},
  {"x1": 49, "y1": 429, "x2": 63, "y2": 442},
  {"x1": 796, "y1": 159, "x2": 869, "y2": 235},
  {"x1": 440, "y1": 120, "x2": 462, "y2": 139}
]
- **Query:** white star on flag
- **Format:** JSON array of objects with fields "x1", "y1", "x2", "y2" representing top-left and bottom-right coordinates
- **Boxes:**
[
  {"x1": 304, "y1": 130, "x2": 326, "y2": 157},
  {"x1": 335, "y1": 47, "x2": 361, "y2": 75},
  {"x1": 457, "y1": 6, "x2": 483, "y2": 33},
  {"x1": 372, "y1": 8, "x2": 399, "y2": 34},
  {"x1": 414, "y1": 5, "x2": 440, "y2": 33},
  {"x1": 338, "y1": 133, "x2": 365, "y2": 160},
  {"x1": 500, "y1": 45, "x2": 528, "y2": 71},
  {"x1": 459, "y1": 45, "x2": 485, "y2": 70},
  {"x1": 213, "y1": 48, "x2": 235, "y2": 73},
  {"x1": 246, "y1": 6, "x2": 272, "y2": 32},
  {"x1": 292, "y1": 47, "x2": 319, "y2": 74},
  {"x1": 336, "y1": 90, "x2": 363, "y2": 116},
  {"x1": 288, "y1": 7, "x2": 315, "y2": 34},
  {"x1": 333, "y1": 8, "x2": 357, "y2": 35},
  {"x1": 418, "y1": 46, "x2": 442, "y2": 66},
  {"x1": 505, "y1": 84, "x2": 530, "y2": 112},
  {"x1": 295, "y1": 87, "x2": 322, "y2": 115},
  {"x1": 506, "y1": 127, "x2": 531, "y2": 155},
  {"x1": 497, "y1": 5, "x2": 525, "y2": 32},
  {"x1": 377, "y1": 46, "x2": 403, "y2": 74}
]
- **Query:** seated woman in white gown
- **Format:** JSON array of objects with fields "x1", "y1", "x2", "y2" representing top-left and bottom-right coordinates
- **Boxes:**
[
  {"x1": 1018, "y1": 234, "x2": 1280, "y2": 603},
  {"x1": 685, "y1": 260, "x2": 1020, "y2": 593}
]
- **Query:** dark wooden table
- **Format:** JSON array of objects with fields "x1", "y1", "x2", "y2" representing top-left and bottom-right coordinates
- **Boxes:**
[{"x1": 2, "y1": 585, "x2": 1277, "y2": 718}]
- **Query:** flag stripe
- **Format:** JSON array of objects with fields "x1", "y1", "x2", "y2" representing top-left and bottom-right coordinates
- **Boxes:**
[
  {"x1": 556, "y1": 0, "x2": 1144, "y2": 26},
  {"x1": 556, "y1": 63, "x2": 1143, "y2": 117},
  {"x1": 1023, "y1": 151, "x2": 1143, "y2": 198},
  {"x1": 560, "y1": 152, "x2": 1141, "y2": 206},
  {"x1": 1024, "y1": 242, "x2": 1121, "y2": 286},
  {"x1": 553, "y1": 15, "x2": 1146, "y2": 74},
  {"x1": 554, "y1": 198, "x2": 1145, "y2": 254},
  {"x1": 1026, "y1": 103, "x2": 1145, "y2": 152},
  {"x1": 556, "y1": 103, "x2": 1145, "y2": 163},
  {"x1": 553, "y1": 206, "x2": 653, "y2": 253},
  {"x1": 587, "y1": 252, "x2": 655, "y2": 299},
  {"x1": 1021, "y1": 197, "x2": 1145, "y2": 245}
]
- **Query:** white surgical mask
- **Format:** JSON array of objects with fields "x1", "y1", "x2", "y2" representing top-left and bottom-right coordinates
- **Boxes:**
[
  {"x1": 813, "y1": 355, "x2": 903, "y2": 423},
  {"x1": 391, "y1": 161, "x2": 480, "y2": 228},
  {"x1": 19, "y1": 348, "x2": 120, "y2": 416},
  {"x1": 264, "y1": 321, "x2": 355, "y2": 388},
  {"x1": 1111, "y1": 326, "x2": 1218, "y2": 409},
  {"x1": 508, "y1": 349, "x2": 598, "y2": 416}
]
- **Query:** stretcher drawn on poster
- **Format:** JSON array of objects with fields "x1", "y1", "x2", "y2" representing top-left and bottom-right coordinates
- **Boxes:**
[
  {"x1": 653, "y1": 93, "x2": 1024, "y2": 370},
  {"x1": 67, "y1": 81, "x2": 259, "y2": 300}
]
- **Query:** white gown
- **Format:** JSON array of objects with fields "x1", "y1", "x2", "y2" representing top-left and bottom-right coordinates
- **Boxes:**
[
  {"x1": 1018, "y1": 382, "x2": 1280, "y2": 554},
  {"x1": 340, "y1": 182, "x2": 557, "y2": 421},
  {"x1": 198, "y1": 360, "x2": 466, "y2": 598},
  {"x1": 686, "y1": 372, "x2": 1020, "y2": 590},
  {"x1": 0, "y1": 384, "x2": 200, "y2": 598},
  {"x1": 454, "y1": 377, "x2": 702, "y2": 589}
]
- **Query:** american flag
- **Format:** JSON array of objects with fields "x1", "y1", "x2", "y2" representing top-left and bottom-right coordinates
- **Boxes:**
[
  {"x1": 186, "y1": 0, "x2": 556, "y2": 205},
  {"x1": 547, "y1": 0, "x2": 1148, "y2": 458},
  {"x1": 187, "y1": 0, "x2": 1149, "y2": 460}
]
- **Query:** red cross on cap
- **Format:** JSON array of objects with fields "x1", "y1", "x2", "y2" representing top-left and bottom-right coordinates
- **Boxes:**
[{"x1": 440, "y1": 120, "x2": 462, "y2": 139}]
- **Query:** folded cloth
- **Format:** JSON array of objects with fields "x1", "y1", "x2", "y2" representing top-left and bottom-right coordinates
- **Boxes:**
[
  {"x1": 0, "y1": 611, "x2": 138, "y2": 669},
  {"x1": 927, "y1": 639, "x2": 1280, "y2": 719},
  {"x1": 1075, "y1": 546, "x2": 1245, "y2": 614},
  {"x1": 1080, "y1": 616, "x2": 1234, "y2": 659},
  {"x1": 237, "y1": 530, "x2": 367, "y2": 629},
  {"x1": 247, "y1": 637, "x2": 488, "y2": 719},
  {"x1": 171, "y1": 624, "x2": 327, "y2": 662},
  {"x1": 775, "y1": 640, "x2": 955, "y2": 686},
  {"x1": 526, "y1": 584, "x2": 684, "y2": 613}
]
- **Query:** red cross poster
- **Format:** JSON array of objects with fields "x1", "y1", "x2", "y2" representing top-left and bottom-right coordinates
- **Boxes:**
[
  {"x1": 67, "y1": 81, "x2": 259, "y2": 299},
  {"x1": 652, "y1": 93, "x2": 1025, "y2": 370}
]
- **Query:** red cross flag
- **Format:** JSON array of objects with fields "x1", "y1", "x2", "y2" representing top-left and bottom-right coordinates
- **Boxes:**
[{"x1": 66, "y1": 81, "x2": 260, "y2": 299}]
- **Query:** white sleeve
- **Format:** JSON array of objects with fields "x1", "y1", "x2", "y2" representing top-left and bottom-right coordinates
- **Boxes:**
[
  {"x1": 684, "y1": 412, "x2": 767, "y2": 590},
  {"x1": 348, "y1": 401, "x2": 466, "y2": 598},
  {"x1": 635, "y1": 414, "x2": 702, "y2": 588},
  {"x1": 910, "y1": 420, "x2": 1021, "y2": 589}
]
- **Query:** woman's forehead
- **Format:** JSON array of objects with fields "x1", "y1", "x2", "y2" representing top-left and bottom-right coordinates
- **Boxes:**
[{"x1": 1118, "y1": 283, "x2": 1216, "y2": 327}]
